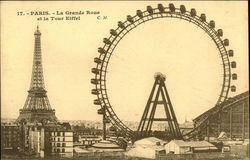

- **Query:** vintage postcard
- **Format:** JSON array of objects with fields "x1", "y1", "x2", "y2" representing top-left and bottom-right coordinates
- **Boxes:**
[{"x1": 1, "y1": 1, "x2": 248, "y2": 160}]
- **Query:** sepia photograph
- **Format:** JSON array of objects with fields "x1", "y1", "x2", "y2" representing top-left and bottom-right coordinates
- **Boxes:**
[{"x1": 1, "y1": 1, "x2": 249, "y2": 160}]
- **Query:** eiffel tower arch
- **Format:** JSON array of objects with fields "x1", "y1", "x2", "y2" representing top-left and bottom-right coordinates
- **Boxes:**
[
  {"x1": 16, "y1": 26, "x2": 58, "y2": 124},
  {"x1": 136, "y1": 73, "x2": 182, "y2": 141}
]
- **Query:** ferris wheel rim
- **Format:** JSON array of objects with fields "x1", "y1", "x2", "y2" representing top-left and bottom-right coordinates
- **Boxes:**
[{"x1": 92, "y1": 4, "x2": 235, "y2": 138}]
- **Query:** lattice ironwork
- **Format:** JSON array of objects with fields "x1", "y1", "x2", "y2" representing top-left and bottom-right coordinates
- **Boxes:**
[{"x1": 16, "y1": 26, "x2": 57, "y2": 123}]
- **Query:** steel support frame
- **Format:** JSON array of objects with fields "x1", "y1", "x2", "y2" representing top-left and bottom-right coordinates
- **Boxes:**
[{"x1": 136, "y1": 76, "x2": 182, "y2": 140}]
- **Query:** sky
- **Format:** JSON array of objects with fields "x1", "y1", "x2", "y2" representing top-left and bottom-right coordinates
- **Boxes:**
[{"x1": 1, "y1": 1, "x2": 248, "y2": 124}]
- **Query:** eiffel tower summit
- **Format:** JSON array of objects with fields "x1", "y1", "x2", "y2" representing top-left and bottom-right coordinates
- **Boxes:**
[{"x1": 16, "y1": 26, "x2": 58, "y2": 123}]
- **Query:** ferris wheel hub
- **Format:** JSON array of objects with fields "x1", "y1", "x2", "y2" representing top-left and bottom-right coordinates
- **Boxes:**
[{"x1": 154, "y1": 72, "x2": 166, "y2": 81}]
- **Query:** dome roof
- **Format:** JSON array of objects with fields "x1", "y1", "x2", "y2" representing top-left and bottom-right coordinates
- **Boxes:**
[
  {"x1": 87, "y1": 140, "x2": 125, "y2": 152},
  {"x1": 92, "y1": 140, "x2": 120, "y2": 149}
]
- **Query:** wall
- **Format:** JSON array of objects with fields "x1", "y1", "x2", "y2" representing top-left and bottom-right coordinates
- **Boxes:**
[
  {"x1": 29, "y1": 130, "x2": 41, "y2": 153},
  {"x1": 1, "y1": 124, "x2": 20, "y2": 150}
]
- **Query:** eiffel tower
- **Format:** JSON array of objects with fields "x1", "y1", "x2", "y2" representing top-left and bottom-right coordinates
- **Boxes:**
[
  {"x1": 136, "y1": 73, "x2": 182, "y2": 140},
  {"x1": 16, "y1": 26, "x2": 58, "y2": 123}
]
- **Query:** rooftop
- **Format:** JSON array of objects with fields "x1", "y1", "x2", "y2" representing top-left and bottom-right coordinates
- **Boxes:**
[
  {"x1": 134, "y1": 137, "x2": 166, "y2": 146},
  {"x1": 194, "y1": 91, "x2": 249, "y2": 123},
  {"x1": 171, "y1": 140, "x2": 216, "y2": 147},
  {"x1": 92, "y1": 140, "x2": 121, "y2": 149}
]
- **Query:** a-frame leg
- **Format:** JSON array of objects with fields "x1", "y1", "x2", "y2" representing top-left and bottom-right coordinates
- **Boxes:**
[{"x1": 136, "y1": 73, "x2": 183, "y2": 141}]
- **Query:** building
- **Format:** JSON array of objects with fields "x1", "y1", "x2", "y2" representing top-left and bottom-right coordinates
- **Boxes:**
[
  {"x1": 78, "y1": 135, "x2": 102, "y2": 146},
  {"x1": 126, "y1": 137, "x2": 166, "y2": 159},
  {"x1": 26, "y1": 122, "x2": 73, "y2": 158},
  {"x1": 17, "y1": 122, "x2": 43, "y2": 152},
  {"x1": 16, "y1": 26, "x2": 57, "y2": 124},
  {"x1": 49, "y1": 124, "x2": 74, "y2": 158},
  {"x1": 193, "y1": 91, "x2": 249, "y2": 140},
  {"x1": 72, "y1": 125, "x2": 102, "y2": 143},
  {"x1": 164, "y1": 140, "x2": 218, "y2": 154},
  {"x1": 1, "y1": 123, "x2": 20, "y2": 151},
  {"x1": 28, "y1": 125, "x2": 45, "y2": 157}
]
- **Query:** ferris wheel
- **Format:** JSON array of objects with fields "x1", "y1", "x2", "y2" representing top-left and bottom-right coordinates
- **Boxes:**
[{"x1": 91, "y1": 3, "x2": 237, "y2": 138}]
